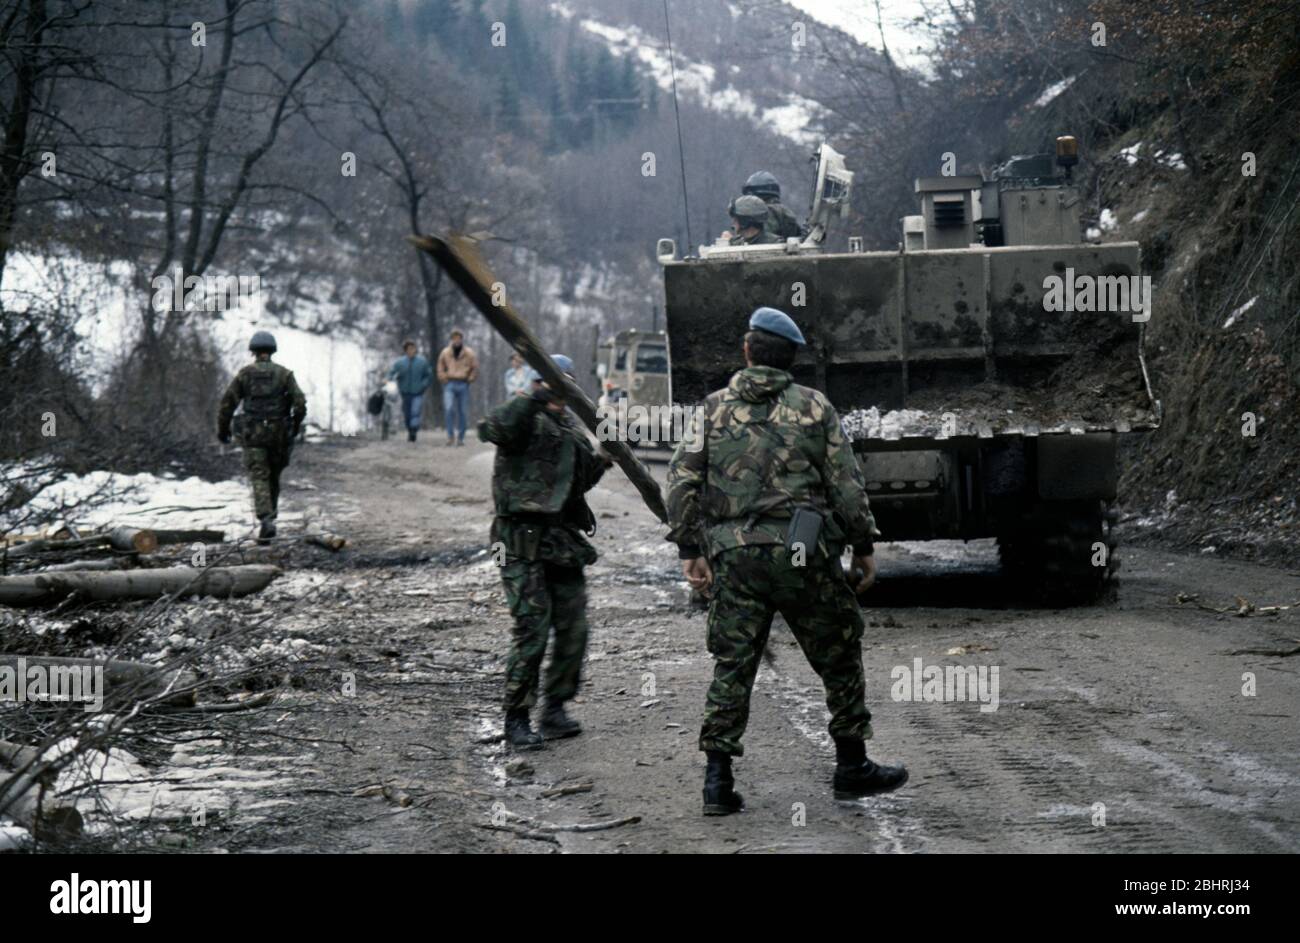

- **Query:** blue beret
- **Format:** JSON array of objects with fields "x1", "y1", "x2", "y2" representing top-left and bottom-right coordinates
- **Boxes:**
[
  {"x1": 551, "y1": 353, "x2": 575, "y2": 376},
  {"x1": 748, "y1": 306, "x2": 806, "y2": 345}
]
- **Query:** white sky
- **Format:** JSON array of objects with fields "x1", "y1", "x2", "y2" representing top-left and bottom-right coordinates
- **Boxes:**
[{"x1": 785, "y1": 0, "x2": 937, "y2": 65}]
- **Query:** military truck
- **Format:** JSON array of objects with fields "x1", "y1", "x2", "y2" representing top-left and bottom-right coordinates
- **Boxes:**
[
  {"x1": 657, "y1": 141, "x2": 1160, "y2": 602},
  {"x1": 597, "y1": 329, "x2": 673, "y2": 456}
]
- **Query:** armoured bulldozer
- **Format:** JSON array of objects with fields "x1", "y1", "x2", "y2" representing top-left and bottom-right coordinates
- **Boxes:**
[{"x1": 657, "y1": 141, "x2": 1160, "y2": 602}]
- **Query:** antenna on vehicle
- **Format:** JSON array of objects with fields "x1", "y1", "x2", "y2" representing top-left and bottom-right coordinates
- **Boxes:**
[{"x1": 662, "y1": 0, "x2": 693, "y2": 254}]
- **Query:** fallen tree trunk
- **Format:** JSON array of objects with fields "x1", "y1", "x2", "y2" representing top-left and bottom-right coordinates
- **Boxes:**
[
  {"x1": 0, "y1": 564, "x2": 281, "y2": 606},
  {"x1": 2, "y1": 535, "x2": 108, "y2": 560},
  {"x1": 108, "y1": 527, "x2": 158, "y2": 554},
  {"x1": 0, "y1": 655, "x2": 199, "y2": 705},
  {"x1": 39, "y1": 558, "x2": 135, "y2": 573}
]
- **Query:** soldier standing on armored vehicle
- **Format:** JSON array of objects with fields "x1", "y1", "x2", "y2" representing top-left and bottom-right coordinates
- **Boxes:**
[
  {"x1": 743, "y1": 170, "x2": 803, "y2": 240},
  {"x1": 720, "y1": 195, "x2": 781, "y2": 246},
  {"x1": 666, "y1": 307, "x2": 908, "y2": 815},
  {"x1": 217, "y1": 331, "x2": 307, "y2": 542},
  {"x1": 478, "y1": 353, "x2": 613, "y2": 750}
]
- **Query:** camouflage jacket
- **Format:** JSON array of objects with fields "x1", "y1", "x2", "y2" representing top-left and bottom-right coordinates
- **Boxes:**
[
  {"x1": 666, "y1": 366, "x2": 878, "y2": 560},
  {"x1": 763, "y1": 201, "x2": 803, "y2": 239},
  {"x1": 218, "y1": 360, "x2": 307, "y2": 442},
  {"x1": 478, "y1": 395, "x2": 608, "y2": 566}
]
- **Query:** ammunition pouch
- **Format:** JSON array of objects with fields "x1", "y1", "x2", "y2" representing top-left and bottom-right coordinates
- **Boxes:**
[{"x1": 785, "y1": 506, "x2": 824, "y2": 556}]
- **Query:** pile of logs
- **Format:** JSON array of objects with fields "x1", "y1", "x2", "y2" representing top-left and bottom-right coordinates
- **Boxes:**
[{"x1": 0, "y1": 522, "x2": 350, "y2": 606}]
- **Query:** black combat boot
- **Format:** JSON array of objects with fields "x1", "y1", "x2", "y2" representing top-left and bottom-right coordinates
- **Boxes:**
[
  {"x1": 539, "y1": 700, "x2": 582, "y2": 740},
  {"x1": 408, "y1": 428, "x2": 417, "y2": 442},
  {"x1": 257, "y1": 516, "x2": 277, "y2": 543},
  {"x1": 504, "y1": 708, "x2": 544, "y2": 751},
  {"x1": 832, "y1": 736, "x2": 908, "y2": 798},
  {"x1": 702, "y1": 750, "x2": 744, "y2": 816}
]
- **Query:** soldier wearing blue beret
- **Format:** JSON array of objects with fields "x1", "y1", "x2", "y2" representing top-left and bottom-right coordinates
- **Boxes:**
[{"x1": 666, "y1": 306, "x2": 908, "y2": 814}]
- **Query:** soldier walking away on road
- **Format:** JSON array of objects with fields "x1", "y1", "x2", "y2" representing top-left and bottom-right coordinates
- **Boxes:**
[
  {"x1": 721, "y1": 195, "x2": 781, "y2": 246},
  {"x1": 389, "y1": 339, "x2": 434, "y2": 443},
  {"x1": 217, "y1": 331, "x2": 307, "y2": 542},
  {"x1": 478, "y1": 353, "x2": 613, "y2": 750},
  {"x1": 666, "y1": 307, "x2": 908, "y2": 815},
  {"x1": 743, "y1": 170, "x2": 804, "y2": 240},
  {"x1": 437, "y1": 327, "x2": 479, "y2": 446}
]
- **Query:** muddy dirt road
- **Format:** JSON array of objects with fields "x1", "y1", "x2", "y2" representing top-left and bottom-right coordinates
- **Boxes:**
[{"x1": 224, "y1": 434, "x2": 1299, "y2": 854}]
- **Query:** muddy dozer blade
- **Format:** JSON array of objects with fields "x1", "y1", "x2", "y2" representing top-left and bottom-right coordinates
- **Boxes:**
[{"x1": 664, "y1": 242, "x2": 1160, "y2": 443}]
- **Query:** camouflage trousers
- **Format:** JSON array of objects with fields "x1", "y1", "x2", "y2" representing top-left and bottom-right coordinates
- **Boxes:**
[
  {"x1": 701, "y1": 545, "x2": 871, "y2": 756},
  {"x1": 500, "y1": 559, "x2": 589, "y2": 712},
  {"x1": 242, "y1": 445, "x2": 288, "y2": 520}
]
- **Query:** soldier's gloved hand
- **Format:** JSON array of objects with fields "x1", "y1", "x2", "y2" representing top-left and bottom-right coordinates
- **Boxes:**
[
  {"x1": 852, "y1": 553, "x2": 876, "y2": 594},
  {"x1": 682, "y1": 556, "x2": 713, "y2": 592},
  {"x1": 218, "y1": 431, "x2": 232, "y2": 445}
]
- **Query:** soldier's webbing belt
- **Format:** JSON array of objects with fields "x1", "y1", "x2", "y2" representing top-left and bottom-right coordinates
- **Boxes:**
[{"x1": 507, "y1": 512, "x2": 565, "y2": 526}]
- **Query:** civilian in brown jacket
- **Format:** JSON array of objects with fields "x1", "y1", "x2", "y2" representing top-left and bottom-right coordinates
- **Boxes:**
[{"x1": 437, "y1": 327, "x2": 479, "y2": 446}]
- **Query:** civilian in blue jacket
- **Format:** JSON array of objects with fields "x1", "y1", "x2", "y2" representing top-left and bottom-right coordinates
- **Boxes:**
[{"x1": 389, "y1": 339, "x2": 434, "y2": 442}]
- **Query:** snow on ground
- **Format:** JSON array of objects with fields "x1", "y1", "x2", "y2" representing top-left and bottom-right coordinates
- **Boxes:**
[
  {"x1": 785, "y1": 0, "x2": 936, "y2": 68},
  {"x1": 1156, "y1": 150, "x2": 1187, "y2": 170},
  {"x1": 1, "y1": 249, "x2": 374, "y2": 435},
  {"x1": 1132, "y1": 209, "x2": 1150, "y2": 223},
  {"x1": 1099, "y1": 208, "x2": 1119, "y2": 232},
  {"x1": 1223, "y1": 295, "x2": 1258, "y2": 329},
  {"x1": 577, "y1": 17, "x2": 825, "y2": 145},
  {"x1": 1116, "y1": 142, "x2": 1186, "y2": 171},
  {"x1": 1034, "y1": 75, "x2": 1076, "y2": 107},
  {"x1": 5, "y1": 469, "x2": 252, "y2": 534},
  {"x1": 8, "y1": 733, "x2": 295, "y2": 831}
]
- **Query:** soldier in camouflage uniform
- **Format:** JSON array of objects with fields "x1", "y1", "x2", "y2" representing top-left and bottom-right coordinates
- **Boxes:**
[
  {"x1": 666, "y1": 307, "x2": 908, "y2": 814},
  {"x1": 743, "y1": 170, "x2": 803, "y2": 240},
  {"x1": 479, "y1": 353, "x2": 612, "y2": 749},
  {"x1": 217, "y1": 332, "x2": 307, "y2": 541},
  {"x1": 721, "y1": 195, "x2": 781, "y2": 246}
]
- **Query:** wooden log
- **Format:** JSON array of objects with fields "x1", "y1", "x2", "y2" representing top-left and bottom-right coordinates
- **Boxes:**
[
  {"x1": 0, "y1": 655, "x2": 199, "y2": 705},
  {"x1": 108, "y1": 526, "x2": 159, "y2": 554},
  {"x1": 0, "y1": 564, "x2": 281, "y2": 606},
  {"x1": 2, "y1": 535, "x2": 109, "y2": 560},
  {"x1": 411, "y1": 233, "x2": 668, "y2": 523},
  {"x1": 307, "y1": 533, "x2": 347, "y2": 552},
  {"x1": 40, "y1": 558, "x2": 134, "y2": 573}
]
